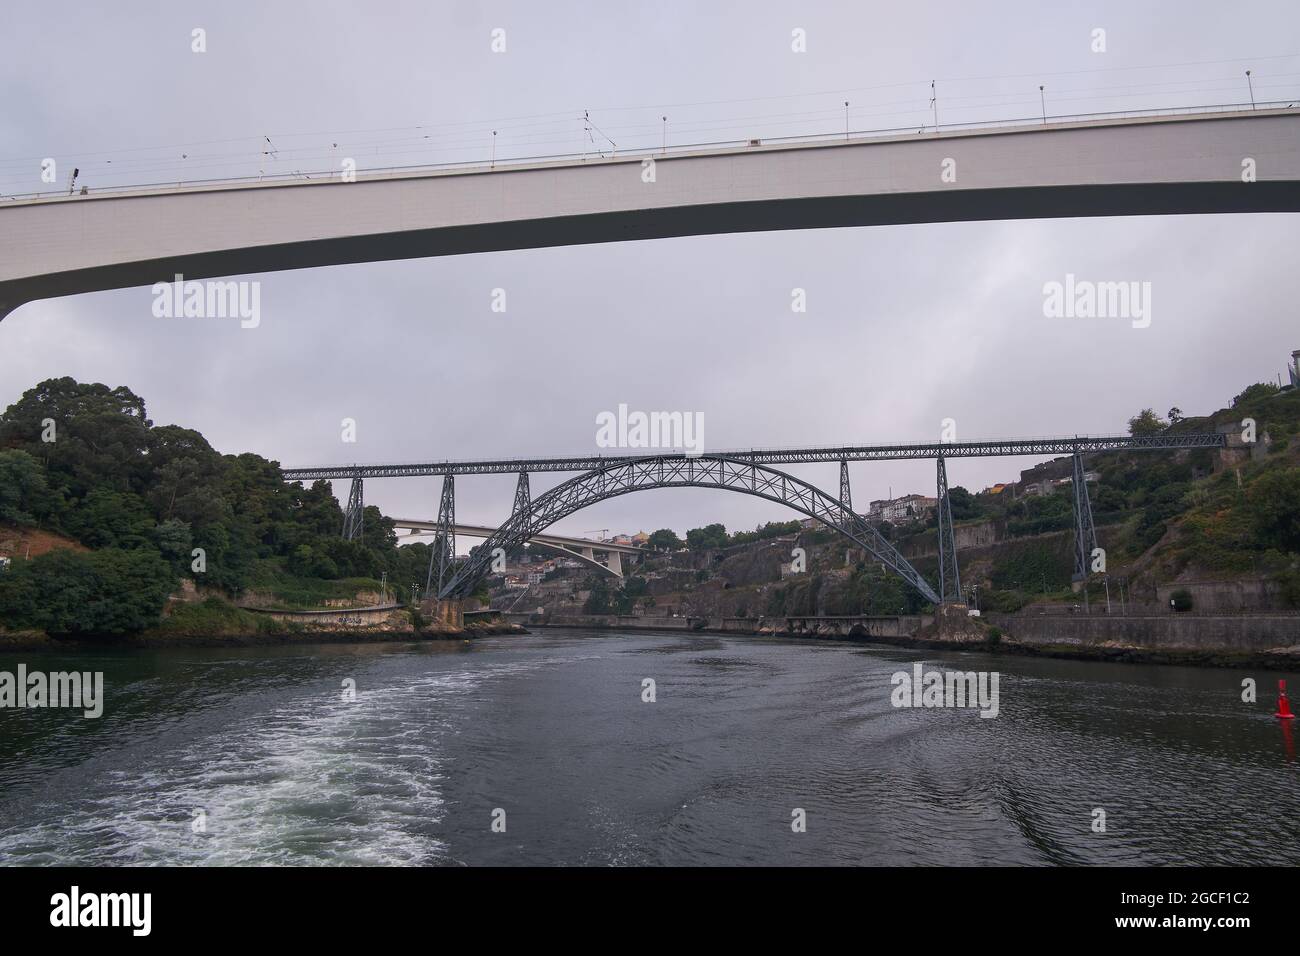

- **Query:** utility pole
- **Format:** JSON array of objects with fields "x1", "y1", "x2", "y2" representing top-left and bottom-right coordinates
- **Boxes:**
[
  {"x1": 1039, "y1": 85, "x2": 1047, "y2": 124},
  {"x1": 1246, "y1": 70, "x2": 1256, "y2": 109}
]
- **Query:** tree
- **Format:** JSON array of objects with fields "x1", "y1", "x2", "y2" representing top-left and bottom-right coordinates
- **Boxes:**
[
  {"x1": 359, "y1": 504, "x2": 397, "y2": 553},
  {"x1": 144, "y1": 425, "x2": 226, "y2": 527},
  {"x1": 946, "y1": 486, "x2": 982, "y2": 520},
  {"x1": 647, "y1": 528, "x2": 684, "y2": 552},
  {"x1": 1232, "y1": 382, "x2": 1279, "y2": 408},
  {"x1": 1246, "y1": 467, "x2": 1300, "y2": 553},
  {"x1": 728, "y1": 520, "x2": 802, "y2": 546},
  {"x1": 151, "y1": 519, "x2": 194, "y2": 572},
  {"x1": 1167, "y1": 407, "x2": 1184, "y2": 425},
  {"x1": 1127, "y1": 408, "x2": 1168, "y2": 437},
  {"x1": 0, "y1": 377, "x2": 152, "y2": 498},
  {"x1": 686, "y1": 523, "x2": 728, "y2": 551},
  {"x1": 61, "y1": 488, "x2": 155, "y2": 549},
  {"x1": 0, "y1": 548, "x2": 176, "y2": 635},
  {"x1": 0, "y1": 450, "x2": 60, "y2": 526},
  {"x1": 584, "y1": 576, "x2": 613, "y2": 614}
]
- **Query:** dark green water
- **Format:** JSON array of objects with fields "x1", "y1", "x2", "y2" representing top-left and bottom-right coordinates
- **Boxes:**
[{"x1": 0, "y1": 629, "x2": 1295, "y2": 865}]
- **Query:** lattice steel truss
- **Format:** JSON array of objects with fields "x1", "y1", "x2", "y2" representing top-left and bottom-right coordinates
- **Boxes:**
[
  {"x1": 1071, "y1": 450, "x2": 1098, "y2": 584},
  {"x1": 342, "y1": 477, "x2": 364, "y2": 541},
  {"x1": 936, "y1": 456, "x2": 962, "y2": 604},
  {"x1": 839, "y1": 459, "x2": 852, "y2": 512},
  {"x1": 438, "y1": 456, "x2": 941, "y2": 604},
  {"x1": 285, "y1": 433, "x2": 1227, "y2": 482},
  {"x1": 511, "y1": 471, "x2": 531, "y2": 518},
  {"x1": 424, "y1": 475, "x2": 457, "y2": 597}
]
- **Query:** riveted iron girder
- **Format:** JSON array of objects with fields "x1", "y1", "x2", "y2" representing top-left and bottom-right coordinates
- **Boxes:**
[
  {"x1": 341, "y1": 477, "x2": 364, "y2": 541},
  {"x1": 1072, "y1": 451, "x2": 1099, "y2": 583},
  {"x1": 936, "y1": 456, "x2": 962, "y2": 604},
  {"x1": 285, "y1": 433, "x2": 1226, "y2": 482},
  {"x1": 424, "y1": 475, "x2": 457, "y2": 597}
]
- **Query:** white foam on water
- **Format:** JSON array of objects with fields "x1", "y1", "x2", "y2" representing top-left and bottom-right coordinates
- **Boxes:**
[{"x1": 0, "y1": 657, "x2": 563, "y2": 866}]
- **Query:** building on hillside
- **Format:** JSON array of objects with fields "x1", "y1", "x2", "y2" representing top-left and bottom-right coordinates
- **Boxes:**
[
  {"x1": 869, "y1": 494, "x2": 938, "y2": 524},
  {"x1": 1023, "y1": 471, "x2": 1099, "y2": 496}
]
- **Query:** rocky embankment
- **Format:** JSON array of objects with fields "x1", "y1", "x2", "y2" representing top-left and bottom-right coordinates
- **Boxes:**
[{"x1": 0, "y1": 608, "x2": 527, "y2": 652}]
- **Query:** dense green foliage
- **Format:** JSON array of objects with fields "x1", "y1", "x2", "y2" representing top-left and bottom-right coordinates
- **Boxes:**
[
  {"x1": 989, "y1": 537, "x2": 1073, "y2": 592},
  {"x1": 0, "y1": 378, "x2": 436, "y2": 635},
  {"x1": 0, "y1": 547, "x2": 176, "y2": 635},
  {"x1": 647, "y1": 528, "x2": 684, "y2": 551},
  {"x1": 685, "y1": 523, "x2": 729, "y2": 551},
  {"x1": 1246, "y1": 467, "x2": 1300, "y2": 553},
  {"x1": 583, "y1": 574, "x2": 649, "y2": 614},
  {"x1": 1127, "y1": 408, "x2": 1168, "y2": 436},
  {"x1": 685, "y1": 520, "x2": 802, "y2": 551},
  {"x1": 1233, "y1": 382, "x2": 1280, "y2": 407}
]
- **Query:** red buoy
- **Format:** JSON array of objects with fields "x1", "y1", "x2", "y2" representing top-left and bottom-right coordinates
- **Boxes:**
[{"x1": 1276, "y1": 680, "x2": 1296, "y2": 719}]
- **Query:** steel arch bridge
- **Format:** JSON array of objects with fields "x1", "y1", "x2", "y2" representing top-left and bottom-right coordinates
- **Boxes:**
[{"x1": 438, "y1": 455, "x2": 942, "y2": 605}]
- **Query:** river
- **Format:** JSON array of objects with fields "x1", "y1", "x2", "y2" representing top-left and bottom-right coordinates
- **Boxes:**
[{"x1": 0, "y1": 629, "x2": 1295, "y2": 866}]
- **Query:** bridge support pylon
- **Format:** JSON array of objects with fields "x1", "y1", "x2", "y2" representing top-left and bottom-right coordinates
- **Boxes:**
[
  {"x1": 418, "y1": 597, "x2": 464, "y2": 630},
  {"x1": 424, "y1": 476, "x2": 457, "y2": 598},
  {"x1": 936, "y1": 455, "x2": 962, "y2": 605},
  {"x1": 512, "y1": 471, "x2": 531, "y2": 517},
  {"x1": 1070, "y1": 448, "x2": 1100, "y2": 610},
  {"x1": 435, "y1": 598, "x2": 464, "y2": 629},
  {"x1": 341, "y1": 476, "x2": 364, "y2": 541}
]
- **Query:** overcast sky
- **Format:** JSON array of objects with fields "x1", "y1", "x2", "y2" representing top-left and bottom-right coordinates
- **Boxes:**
[{"x1": 1, "y1": 1, "x2": 1298, "y2": 542}]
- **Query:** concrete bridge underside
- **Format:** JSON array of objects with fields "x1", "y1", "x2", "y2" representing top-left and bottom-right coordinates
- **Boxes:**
[
  {"x1": 394, "y1": 520, "x2": 640, "y2": 579},
  {"x1": 2, "y1": 109, "x2": 1298, "y2": 320}
]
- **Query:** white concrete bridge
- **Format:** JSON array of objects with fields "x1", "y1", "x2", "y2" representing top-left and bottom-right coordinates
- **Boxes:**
[
  {"x1": 392, "y1": 519, "x2": 644, "y2": 579},
  {"x1": 2, "y1": 105, "x2": 1297, "y2": 320}
]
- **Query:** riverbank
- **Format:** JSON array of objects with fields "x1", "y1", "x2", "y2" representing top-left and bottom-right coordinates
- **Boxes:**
[
  {"x1": 0, "y1": 618, "x2": 528, "y2": 652},
  {"x1": 516, "y1": 612, "x2": 1300, "y2": 670}
]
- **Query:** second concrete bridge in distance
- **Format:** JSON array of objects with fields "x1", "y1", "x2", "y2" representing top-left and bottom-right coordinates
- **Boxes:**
[{"x1": 392, "y1": 520, "x2": 645, "y2": 579}]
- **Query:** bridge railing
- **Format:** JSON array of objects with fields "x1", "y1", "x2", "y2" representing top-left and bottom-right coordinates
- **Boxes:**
[
  {"x1": 4, "y1": 100, "x2": 1294, "y2": 203},
  {"x1": 280, "y1": 433, "x2": 1228, "y2": 481}
]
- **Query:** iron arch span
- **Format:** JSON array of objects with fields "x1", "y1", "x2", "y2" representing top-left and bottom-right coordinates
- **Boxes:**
[{"x1": 438, "y1": 455, "x2": 942, "y2": 605}]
